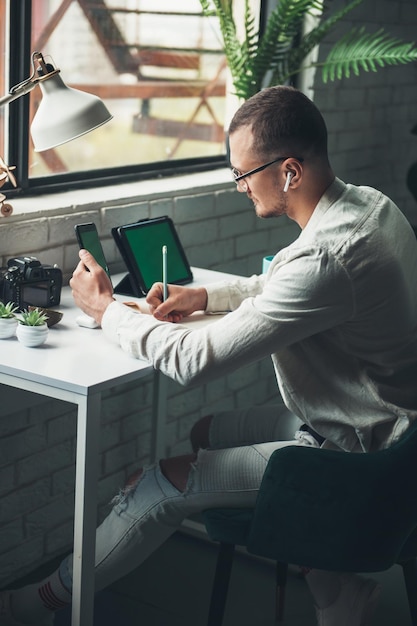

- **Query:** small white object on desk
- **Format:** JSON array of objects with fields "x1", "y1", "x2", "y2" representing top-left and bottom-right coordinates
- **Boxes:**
[{"x1": 76, "y1": 314, "x2": 100, "y2": 329}]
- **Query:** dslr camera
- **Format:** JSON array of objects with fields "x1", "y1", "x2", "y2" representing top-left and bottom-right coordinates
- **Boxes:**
[{"x1": 0, "y1": 256, "x2": 62, "y2": 310}]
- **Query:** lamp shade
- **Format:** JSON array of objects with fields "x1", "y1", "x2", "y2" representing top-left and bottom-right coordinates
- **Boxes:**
[{"x1": 30, "y1": 73, "x2": 112, "y2": 152}]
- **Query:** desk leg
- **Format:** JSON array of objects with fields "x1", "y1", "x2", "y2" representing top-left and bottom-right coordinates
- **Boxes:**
[
  {"x1": 151, "y1": 371, "x2": 167, "y2": 462},
  {"x1": 71, "y1": 393, "x2": 101, "y2": 626}
]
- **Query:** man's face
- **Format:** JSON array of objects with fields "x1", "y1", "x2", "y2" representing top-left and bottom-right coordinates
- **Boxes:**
[{"x1": 229, "y1": 127, "x2": 289, "y2": 219}]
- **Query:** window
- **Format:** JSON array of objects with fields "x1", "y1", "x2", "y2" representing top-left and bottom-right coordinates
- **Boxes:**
[{"x1": 0, "y1": 0, "x2": 240, "y2": 195}]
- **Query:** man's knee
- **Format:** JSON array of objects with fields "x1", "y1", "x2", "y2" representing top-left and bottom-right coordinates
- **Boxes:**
[
  {"x1": 159, "y1": 453, "x2": 197, "y2": 492},
  {"x1": 190, "y1": 414, "x2": 213, "y2": 452}
]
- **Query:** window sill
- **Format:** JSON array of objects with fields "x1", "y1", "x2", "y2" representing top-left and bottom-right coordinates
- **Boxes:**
[{"x1": 6, "y1": 169, "x2": 234, "y2": 221}]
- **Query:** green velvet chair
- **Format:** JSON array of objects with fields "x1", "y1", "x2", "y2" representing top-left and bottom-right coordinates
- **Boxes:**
[{"x1": 203, "y1": 419, "x2": 417, "y2": 626}]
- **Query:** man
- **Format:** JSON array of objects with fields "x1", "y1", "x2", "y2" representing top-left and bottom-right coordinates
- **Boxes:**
[{"x1": 2, "y1": 86, "x2": 417, "y2": 626}]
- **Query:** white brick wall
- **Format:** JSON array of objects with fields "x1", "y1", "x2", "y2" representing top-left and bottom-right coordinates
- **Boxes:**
[{"x1": 1, "y1": 0, "x2": 416, "y2": 586}]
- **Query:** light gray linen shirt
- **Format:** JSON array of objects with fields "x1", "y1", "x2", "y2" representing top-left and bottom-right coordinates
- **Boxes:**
[{"x1": 102, "y1": 178, "x2": 417, "y2": 452}]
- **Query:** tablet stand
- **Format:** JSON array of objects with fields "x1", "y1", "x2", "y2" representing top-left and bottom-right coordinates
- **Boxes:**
[{"x1": 113, "y1": 273, "x2": 143, "y2": 297}]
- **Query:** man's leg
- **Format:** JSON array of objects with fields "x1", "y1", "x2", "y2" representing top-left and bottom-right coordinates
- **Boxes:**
[
  {"x1": 2, "y1": 404, "x2": 379, "y2": 626},
  {"x1": 6, "y1": 439, "x2": 300, "y2": 625},
  {"x1": 191, "y1": 404, "x2": 303, "y2": 452},
  {"x1": 190, "y1": 414, "x2": 212, "y2": 452}
]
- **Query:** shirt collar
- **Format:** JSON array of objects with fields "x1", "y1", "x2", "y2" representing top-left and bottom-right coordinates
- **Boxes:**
[{"x1": 301, "y1": 177, "x2": 346, "y2": 236}]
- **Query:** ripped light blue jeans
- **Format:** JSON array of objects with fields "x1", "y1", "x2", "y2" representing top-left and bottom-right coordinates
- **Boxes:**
[{"x1": 60, "y1": 405, "x2": 315, "y2": 592}]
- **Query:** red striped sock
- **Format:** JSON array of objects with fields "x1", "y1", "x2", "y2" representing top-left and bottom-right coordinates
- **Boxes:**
[
  {"x1": 38, "y1": 580, "x2": 70, "y2": 610},
  {"x1": 10, "y1": 569, "x2": 71, "y2": 623}
]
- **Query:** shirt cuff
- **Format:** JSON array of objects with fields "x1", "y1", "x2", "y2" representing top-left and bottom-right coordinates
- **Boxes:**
[
  {"x1": 101, "y1": 299, "x2": 140, "y2": 343},
  {"x1": 205, "y1": 281, "x2": 234, "y2": 312}
]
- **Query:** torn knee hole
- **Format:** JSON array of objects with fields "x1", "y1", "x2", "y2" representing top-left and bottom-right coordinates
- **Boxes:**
[
  {"x1": 111, "y1": 467, "x2": 145, "y2": 506},
  {"x1": 125, "y1": 468, "x2": 143, "y2": 489},
  {"x1": 159, "y1": 454, "x2": 197, "y2": 493}
]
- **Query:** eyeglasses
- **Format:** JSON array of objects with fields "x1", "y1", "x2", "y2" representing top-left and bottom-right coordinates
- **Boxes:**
[{"x1": 231, "y1": 156, "x2": 304, "y2": 191}]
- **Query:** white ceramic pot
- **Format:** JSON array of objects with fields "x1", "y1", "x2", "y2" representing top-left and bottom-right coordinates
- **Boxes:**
[
  {"x1": 0, "y1": 317, "x2": 18, "y2": 339},
  {"x1": 16, "y1": 323, "x2": 48, "y2": 347}
]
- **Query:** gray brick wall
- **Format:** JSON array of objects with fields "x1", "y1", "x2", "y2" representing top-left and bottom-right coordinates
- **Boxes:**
[
  {"x1": 1, "y1": 0, "x2": 416, "y2": 586},
  {"x1": 0, "y1": 177, "x2": 295, "y2": 586},
  {"x1": 312, "y1": 0, "x2": 417, "y2": 225}
]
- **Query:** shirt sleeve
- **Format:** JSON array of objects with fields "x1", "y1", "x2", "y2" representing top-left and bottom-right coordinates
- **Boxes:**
[
  {"x1": 205, "y1": 273, "x2": 266, "y2": 312},
  {"x1": 101, "y1": 246, "x2": 354, "y2": 387}
]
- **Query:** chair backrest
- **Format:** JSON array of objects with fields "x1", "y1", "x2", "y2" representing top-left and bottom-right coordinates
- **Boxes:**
[{"x1": 247, "y1": 420, "x2": 417, "y2": 572}]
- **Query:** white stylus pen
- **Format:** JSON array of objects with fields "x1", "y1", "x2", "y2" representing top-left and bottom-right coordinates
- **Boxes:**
[{"x1": 162, "y1": 245, "x2": 168, "y2": 302}]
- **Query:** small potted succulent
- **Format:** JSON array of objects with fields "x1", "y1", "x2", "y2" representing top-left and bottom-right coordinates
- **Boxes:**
[
  {"x1": 0, "y1": 301, "x2": 18, "y2": 338},
  {"x1": 17, "y1": 307, "x2": 49, "y2": 347}
]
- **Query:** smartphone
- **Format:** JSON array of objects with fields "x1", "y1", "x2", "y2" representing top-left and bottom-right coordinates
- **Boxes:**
[{"x1": 74, "y1": 222, "x2": 111, "y2": 278}]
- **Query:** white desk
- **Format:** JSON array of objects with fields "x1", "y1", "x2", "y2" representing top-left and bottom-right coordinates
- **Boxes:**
[{"x1": 0, "y1": 267, "x2": 231, "y2": 626}]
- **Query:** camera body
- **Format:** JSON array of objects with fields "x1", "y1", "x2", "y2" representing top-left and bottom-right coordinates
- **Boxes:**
[{"x1": 0, "y1": 256, "x2": 62, "y2": 310}]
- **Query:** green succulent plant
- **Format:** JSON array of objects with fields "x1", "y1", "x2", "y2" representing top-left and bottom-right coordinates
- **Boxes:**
[
  {"x1": 0, "y1": 301, "x2": 18, "y2": 319},
  {"x1": 199, "y1": 0, "x2": 417, "y2": 100},
  {"x1": 19, "y1": 308, "x2": 49, "y2": 326}
]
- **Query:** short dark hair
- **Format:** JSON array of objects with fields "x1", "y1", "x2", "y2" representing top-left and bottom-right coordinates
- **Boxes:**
[{"x1": 229, "y1": 85, "x2": 328, "y2": 161}]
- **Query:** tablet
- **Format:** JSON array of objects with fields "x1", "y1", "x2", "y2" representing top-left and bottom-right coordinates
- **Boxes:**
[{"x1": 112, "y1": 216, "x2": 193, "y2": 296}]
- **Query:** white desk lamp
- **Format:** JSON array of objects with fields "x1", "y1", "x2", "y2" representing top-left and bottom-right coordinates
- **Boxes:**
[{"x1": 0, "y1": 50, "x2": 113, "y2": 152}]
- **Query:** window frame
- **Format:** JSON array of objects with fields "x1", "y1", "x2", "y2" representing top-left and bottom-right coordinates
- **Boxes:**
[{"x1": 5, "y1": 0, "x2": 244, "y2": 198}]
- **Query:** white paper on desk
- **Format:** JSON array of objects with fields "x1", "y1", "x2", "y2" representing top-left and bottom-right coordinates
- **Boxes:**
[{"x1": 117, "y1": 296, "x2": 226, "y2": 329}]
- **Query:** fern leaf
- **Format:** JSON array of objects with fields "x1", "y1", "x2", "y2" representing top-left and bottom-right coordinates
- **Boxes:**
[
  {"x1": 200, "y1": 0, "x2": 261, "y2": 98},
  {"x1": 322, "y1": 27, "x2": 417, "y2": 82},
  {"x1": 200, "y1": 0, "x2": 417, "y2": 98},
  {"x1": 277, "y1": 0, "x2": 363, "y2": 84},
  {"x1": 242, "y1": 0, "x2": 366, "y2": 94},
  {"x1": 253, "y1": 0, "x2": 320, "y2": 93}
]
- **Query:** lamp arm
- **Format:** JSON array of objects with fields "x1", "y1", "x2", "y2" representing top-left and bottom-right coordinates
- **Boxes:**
[
  {"x1": 0, "y1": 51, "x2": 59, "y2": 108},
  {"x1": 0, "y1": 81, "x2": 37, "y2": 107}
]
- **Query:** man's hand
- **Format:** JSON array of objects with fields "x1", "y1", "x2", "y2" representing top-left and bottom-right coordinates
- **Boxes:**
[
  {"x1": 146, "y1": 282, "x2": 208, "y2": 323},
  {"x1": 69, "y1": 249, "x2": 115, "y2": 324}
]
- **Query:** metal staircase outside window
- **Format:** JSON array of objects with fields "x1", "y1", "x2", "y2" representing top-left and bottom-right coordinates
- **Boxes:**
[{"x1": 3, "y1": 0, "x2": 229, "y2": 181}]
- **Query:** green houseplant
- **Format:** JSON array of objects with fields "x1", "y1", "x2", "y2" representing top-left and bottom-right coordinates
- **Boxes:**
[
  {"x1": 17, "y1": 307, "x2": 49, "y2": 347},
  {"x1": 0, "y1": 301, "x2": 18, "y2": 339},
  {"x1": 199, "y1": 0, "x2": 417, "y2": 100},
  {"x1": 0, "y1": 301, "x2": 18, "y2": 319}
]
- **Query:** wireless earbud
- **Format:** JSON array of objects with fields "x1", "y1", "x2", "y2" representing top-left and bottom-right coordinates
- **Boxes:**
[{"x1": 283, "y1": 172, "x2": 293, "y2": 193}]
